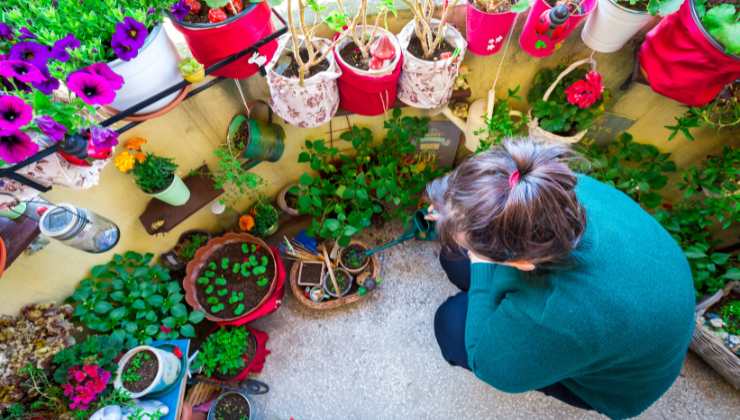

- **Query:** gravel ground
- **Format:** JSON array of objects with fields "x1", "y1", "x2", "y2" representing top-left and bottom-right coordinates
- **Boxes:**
[{"x1": 252, "y1": 226, "x2": 740, "y2": 420}]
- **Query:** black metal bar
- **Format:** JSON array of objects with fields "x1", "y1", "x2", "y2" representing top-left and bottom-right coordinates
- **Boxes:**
[{"x1": 0, "y1": 143, "x2": 60, "y2": 191}]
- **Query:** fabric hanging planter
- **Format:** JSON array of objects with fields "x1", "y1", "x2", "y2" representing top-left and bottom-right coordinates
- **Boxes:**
[
  {"x1": 580, "y1": 0, "x2": 655, "y2": 53},
  {"x1": 527, "y1": 58, "x2": 596, "y2": 144},
  {"x1": 333, "y1": 26, "x2": 403, "y2": 116},
  {"x1": 267, "y1": 35, "x2": 341, "y2": 128},
  {"x1": 519, "y1": 0, "x2": 596, "y2": 58},
  {"x1": 466, "y1": 2, "x2": 523, "y2": 56},
  {"x1": 397, "y1": 19, "x2": 467, "y2": 109},
  {"x1": 638, "y1": 0, "x2": 740, "y2": 107},
  {"x1": 170, "y1": 1, "x2": 278, "y2": 79}
]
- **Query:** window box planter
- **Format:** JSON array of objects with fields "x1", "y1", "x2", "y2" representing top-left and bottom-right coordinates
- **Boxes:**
[
  {"x1": 580, "y1": 0, "x2": 655, "y2": 53},
  {"x1": 519, "y1": 0, "x2": 596, "y2": 57},
  {"x1": 171, "y1": 1, "x2": 278, "y2": 79},
  {"x1": 397, "y1": 19, "x2": 468, "y2": 109},
  {"x1": 638, "y1": 0, "x2": 740, "y2": 106},
  {"x1": 466, "y1": 1, "x2": 528, "y2": 56}
]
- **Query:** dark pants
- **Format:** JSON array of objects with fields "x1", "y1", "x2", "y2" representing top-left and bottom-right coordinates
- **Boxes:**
[{"x1": 433, "y1": 249, "x2": 594, "y2": 412}]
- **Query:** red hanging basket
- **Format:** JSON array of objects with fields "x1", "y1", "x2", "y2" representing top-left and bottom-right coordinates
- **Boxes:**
[
  {"x1": 170, "y1": 1, "x2": 278, "y2": 79},
  {"x1": 638, "y1": 0, "x2": 740, "y2": 106},
  {"x1": 519, "y1": 0, "x2": 596, "y2": 57},
  {"x1": 466, "y1": 3, "x2": 518, "y2": 56}
]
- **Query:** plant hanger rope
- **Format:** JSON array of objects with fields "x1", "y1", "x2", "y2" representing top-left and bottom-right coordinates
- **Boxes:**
[{"x1": 486, "y1": 12, "x2": 520, "y2": 121}]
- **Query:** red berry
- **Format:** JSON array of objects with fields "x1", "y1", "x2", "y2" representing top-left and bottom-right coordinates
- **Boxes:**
[
  {"x1": 226, "y1": 0, "x2": 243, "y2": 15},
  {"x1": 185, "y1": 0, "x2": 201, "y2": 14},
  {"x1": 208, "y1": 8, "x2": 227, "y2": 23}
]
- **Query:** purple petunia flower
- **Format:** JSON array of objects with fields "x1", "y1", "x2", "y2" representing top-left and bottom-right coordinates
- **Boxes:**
[
  {"x1": 147, "y1": 7, "x2": 157, "y2": 15},
  {"x1": 110, "y1": 17, "x2": 148, "y2": 61},
  {"x1": 0, "y1": 95, "x2": 33, "y2": 130},
  {"x1": 0, "y1": 128, "x2": 39, "y2": 163},
  {"x1": 171, "y1": 1, "x2": 191, "y2": 21},
  {"x1": 83, "y1": 63, "x2": 124, "y2": 91},
  {"x1": 66, "y1": 71, "x2": 116, "y2": 105},
  {"x1": 36, "y1": 115, "x2": 67, "y2": 142},
  {"x1": 31, "y1": 69, "x2": 60, "y2": 95},
  {"x1": 89, "y1": 126, "x2": 118, "y2": 150},
  {"x1": 9, "y1": 41, "x2": 50, "y2": 71},
  {"x1": 0, "y1": 59, "x2": 45, "y2": 84},
  {"x1": 0, "y1": 23, "x2": 12, "y2": 41},
  {"x1": 51, "y1": 34, "x2": 81, "y2": 62},
  {"x1": 18, "y1": 27, "x2": 36, "y2": 40}
]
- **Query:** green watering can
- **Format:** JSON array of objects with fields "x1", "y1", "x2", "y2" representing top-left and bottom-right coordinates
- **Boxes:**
[
  {"x1": 227, "y1": 114, "x2": 285, "y2": 171},
  {"x1": 363, "y1": 208, "x2": 438, "y2": 257}
]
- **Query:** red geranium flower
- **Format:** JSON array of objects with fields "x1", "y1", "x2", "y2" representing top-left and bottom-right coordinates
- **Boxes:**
[{"x1": 564, "y1": 71, "x2": 603, "y2": 109}]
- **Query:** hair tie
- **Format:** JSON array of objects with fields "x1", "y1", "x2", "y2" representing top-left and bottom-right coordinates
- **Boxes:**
[{"x1": 508, "y1": 169, "x2": 521, "y2": 189}]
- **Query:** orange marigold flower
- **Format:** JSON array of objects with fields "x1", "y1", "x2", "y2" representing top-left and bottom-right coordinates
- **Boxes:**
[
  {"x1": 114, "y1": 151, "x2": 135, "y2": 173},
  {"x1": 239, "y1": 214, "x2": 255, "y2": 232},
  {"x1": 124, "y1": 136, "x2": 147, "y2": 151},
  {"x1": 134, "y1": 152, "x2": 146, "y2": 163}
]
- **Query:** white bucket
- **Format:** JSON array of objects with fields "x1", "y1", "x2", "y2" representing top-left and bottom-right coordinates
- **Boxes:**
[
  {"x1": 114, "y1": 345, "x2": 182, "y2": 399},
  {"x1": 581, "y1": 0, "x2": 655, "y2": 53},
  {"x1": 108, "y1": 25, "x2": 184, "y2": 114}
]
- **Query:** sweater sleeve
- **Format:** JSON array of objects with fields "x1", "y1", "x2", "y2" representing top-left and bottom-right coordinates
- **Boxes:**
[{"x1": 465, "y1": 263, "x2": 588, "y2": 393}]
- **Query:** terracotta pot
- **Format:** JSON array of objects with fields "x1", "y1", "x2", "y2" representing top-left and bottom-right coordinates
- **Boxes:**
[
  {"x1": 277, "y1": 183, "x2": 300, "y2": 216},
  {"x1": 183, "y1": 232, "x2": 279, "y2": 323},
  {"x1": 0, "y1": 237, "x2": 6, "y2": 278},
  {"x1": 519, "y1": 0, "x2": 597, "y2": 57},
  {"x1": 338, "y1": 240, "x2": 371, "y2": 274}
]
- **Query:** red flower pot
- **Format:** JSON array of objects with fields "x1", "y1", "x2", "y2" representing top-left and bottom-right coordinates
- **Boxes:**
[
  {"x1": 466, "y1": 3, "x2": 518, "y2": 56},
  {"x1": 334, "y1": 27, "x2": 403, "y2": 116},
  {"x1": 519, "y1": 0, "x2": 596, "y2": 57},
  {"x1": 208, "y1": 326, "x2": 271, "y2": 383},
  {"x1": 171, "y1": 1, "x2": 278, "y2": 79},
  {"x1": 638, "y1": 0, "x2": 740, "y2": 106}
]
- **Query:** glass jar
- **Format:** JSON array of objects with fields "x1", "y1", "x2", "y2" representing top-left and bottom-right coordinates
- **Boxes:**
[{"x1": 38, "y1": 204, "x2": 119, "y2": 253}]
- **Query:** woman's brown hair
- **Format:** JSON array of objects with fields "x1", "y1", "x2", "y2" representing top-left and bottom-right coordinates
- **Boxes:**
[{"x1": 426, "y1": 138, "x2": 586, "y2": 264}]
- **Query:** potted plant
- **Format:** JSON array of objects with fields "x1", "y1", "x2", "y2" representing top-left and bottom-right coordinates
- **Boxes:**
[
  {"x1": 322, "y1": 268, "x2": 353, "y2": 298},
  {"x1": 240, "y1": 201, "x2": 280, "y2": 237},
  {"x1": 526, "y1": 58, "x2": 607, "y2": 143},
  {"x1": 114, "y1": 137, "x2": 191, "y2": 206},
  {"x1": 266, "y1": 0, "x2": 343, "y2": 128},
  {"x1": 161, "y1": 230, "x2": 213, "y2": 271},
  {"x1": 277, "y1": 183, "x2": 300, "y2": 216},
  {"x1": 207, "y1": 391, "x2": 252, "y2": 420},
  {"x1": 169, "y1": 0, "x2": 279, "y2": 79},
  {"x1": 3, "y1": 1, "x2": 184, "y2": 115},
  {"x1": 519, "y1": 0, "x2": 597, "y2": 57},
  {"x1": 581, "y1": 0, "x2": 681, "y2": 53},
  {"x1": 338, "y1": 241, "x2": 371, "y2": 274},
  {"x1": 114, "y1": 345, "x2": 182, "y2": 399},
  {"x1": 666, "y1": 82, "x2": 739, "y2": 141},
  {"x1": 466, "y1": 0, "x2": 531, "y2": 56},
  {"x1": 396, "y1": 0, "x2": 468, "y2": 109},
  {"x1": 639, "y1": 0, "x2": 740, "y2": 106},
  {"x1": 192, "y1": 325, "x2": 270, "y2": 383},
  {"x1": 184, "y1": 233, "x2": 279, "y2": 322},
  {"x1": 332, "y1": 0, "x2": 403, "y2": 116}
]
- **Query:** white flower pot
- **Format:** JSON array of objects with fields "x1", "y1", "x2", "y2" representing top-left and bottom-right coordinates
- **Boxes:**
[
  {"x1": 581, "y1": 0, "x2": 655, "y2": 53},
  {"x1": 108, "y1": 25, "x2": 184, "y2": 115},
  {"x1": 114, "y1": 345, "x2": 181, "y2": 399}
]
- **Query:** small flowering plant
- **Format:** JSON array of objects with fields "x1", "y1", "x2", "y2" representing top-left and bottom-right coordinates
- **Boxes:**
[
  {"x1": 528, "y1": 65, "x2": 607, "y2": 136},
  {"x1": 61, "y1": 364, "x2": 111, "y2": 411},
  {"x1": 115, "y1": 137, "x2": 179, "y2": 194}
]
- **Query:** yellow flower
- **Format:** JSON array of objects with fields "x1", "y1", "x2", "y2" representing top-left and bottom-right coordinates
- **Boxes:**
[
  {"x1": 114, "y1": 151, "x2": 135, "y2": 173},
  {"x1": 124, "y1": 136, "x2": 147, "y2": 151}
]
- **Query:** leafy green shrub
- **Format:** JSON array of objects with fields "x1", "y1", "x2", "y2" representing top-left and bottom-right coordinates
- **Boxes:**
[
  {"x1": 696, "y1": 0, "x2": 739, "y2": 55},
  {"x1": 212, "y1": 142, "x2": 263, "y2": 207},
  {"x1": 132, "y1": 154, "x2": 178, "y2": 194},
  {"x1": 475, "y1": 86, "x2": 528, "y2": 153},
  {"x1": 69, "y1": 251, "x2": 205, "y2": 347},
  {"x1": 52, "y1": 335, "x2": 125, "y2": 385},
  {"x1": 192, "y1": 327, "x2": 250, "y2": 378},
  {"x1": 252, "y1": 202, "x2": 279, "y2": 237}
]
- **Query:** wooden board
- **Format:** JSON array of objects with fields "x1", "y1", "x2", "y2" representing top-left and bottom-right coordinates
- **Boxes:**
[
  {"x1": 139, "y1": 166, "x2": 223, "y2": 235},
  {"x1": 0, "y1": 215, "x2": 40, "y2": 272}
]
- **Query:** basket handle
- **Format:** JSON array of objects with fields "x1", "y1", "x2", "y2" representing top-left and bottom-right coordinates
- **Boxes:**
[{"x1": 542, "y1": 57, "x2": 597, "y2": 102}]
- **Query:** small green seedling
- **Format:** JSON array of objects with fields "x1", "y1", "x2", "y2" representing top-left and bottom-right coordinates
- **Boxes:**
[
  {"x1": 221, "y1": 258, "x2": 230, "y2": 270},
  {"x1": 241, "y1": 243, "x2": 249, "y2": 254},
  {"x1": 205, "y1": 285, "x2": 215, "y2": 294},
  {"x1": 205, "y1": 271, "x2": 215, "y2": 278},
  {"x1": 208, "y1": 261, "x2": 217, "y2": 270},
  {"x1": 207, "y1": 296, "x2": 219, "y2": 305},
  {"x1": 210, "y1": 304, "x2": 225, "y2": 313},
  {"x1": 234, "y1": 303, "x2": 245, "y2": 315},
  {"x1": 256, "y1": 277, "x2": 269, "y2": 287},
  {"x1": 197, "y1": 277, "x2": 209, "y2": 285},
  {"x1": 215, "y1": 277, "x2": 227, "y2": 286},
  {"x1": 217, "y1": 288, "x2": 228, "y2": 297},
  {"x1": 240, "y1": 265, "x2": 251, "y2": 277},
  {"x1": 253, "y1": 266, "x2": 266, "y2": 275},
  {"x1": 232, "y1": 263, "x2": 241, "y2": 274}
]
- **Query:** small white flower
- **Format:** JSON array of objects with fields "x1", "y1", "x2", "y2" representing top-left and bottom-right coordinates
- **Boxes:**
[
  {"x1": 248, "y1": 52, "x2": 267, "y2": 67},
  {"x1": 495, "y1": 35, "x2": 504, "y2": 43}
]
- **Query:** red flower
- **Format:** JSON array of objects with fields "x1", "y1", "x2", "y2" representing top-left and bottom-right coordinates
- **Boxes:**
[
  {"x1": 564, "y1": 71, "x2": 603, "y2": 109},
  {"x1": 160, "y1": 325, "x2": 172, "y2": 333}
]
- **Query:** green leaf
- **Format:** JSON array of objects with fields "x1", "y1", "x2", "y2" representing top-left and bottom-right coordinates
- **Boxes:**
[
  {"x1": 132, "y1": 299, "x2": 146, "y2": 310},
  {"x1": 94, "y1": 301, "x2": 113, "y2": 314},
  {"x1": 299, "y1": 173, "x2": 314, "y2": 186},
  {"x1": 144, "y1": 324, "x2": 159, "y2": 336},
  {"x1": 180, "y1": 324, "x2": 196, "y2": 338},
  {"x1": 90, "y1": 264, "x2": 109, "y2": 278},
  {"x1": 701, "y1": 4, "x2": 740, "y2": 54},
  {"x1": 109, "y1": 307, "x2": 127, "y2": 321},
  {"x1": 147, "y1": 295, "x2": 164, "y2": 307},
  {"x1": 511, "y1": 0, "x2": 531, "y2": 13},
  {"x1": 710, "y1": 253, "x2": 730, "y2": 265},
  {"x1": 324, "y1": 218, "x2": 341, "y2": 232},
  {"x1": 171, "y1": 303, "x2": 188, "y2": 318},
  {"x1": 724, "y1": 268, "x2": 740, "y2": 281},
  {"x1": 162, "y1": 317, "x2": 176, "y2": 328},
  {"x1": 189, "y1": 311, "x2": 205, "y2": 324}
]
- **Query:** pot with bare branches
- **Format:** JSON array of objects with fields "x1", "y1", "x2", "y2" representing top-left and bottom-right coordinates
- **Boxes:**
[
  {"x1": 397, "y1": 0, "x2": 468, "y2": 109},
  {"x1": 467, "y1": 0, "x2": 531, "y2": 55},
  {"x1": 266, "y1": 0, "x2": 342, "y2": 128},
  {"x1": 332, "y1": 0, "x2": 403, "y2": 115}
]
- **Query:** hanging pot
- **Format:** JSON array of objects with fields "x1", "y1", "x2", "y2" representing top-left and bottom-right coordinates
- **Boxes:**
[
  {"x1": 267, "y1": 35, "x2": 341, "y2": 128},
  {"x1": 466, "y1": 2, "x2": 523, "y2": 56},
  {"x1": 638, "y1": 0, "x2": 740, "y2": 106},
  {"x1": 107, "y1": 25, "x2": 184, "y2": 115},
  {"x1": 170, "y1": 1, "x2": 278, "y2": 79},
  {"x1": 148, "y1": 174, "x2": 191, "y2": 206},
  {"x1": 227, "y1": 115, "x2": 285, "y2": 163},
  {"x1": 397, "y1": 19, "x2": 467, "y2": 109},
  {"x1": 581, "y1": 0, "x2": 655, "y2": 53},
  {"x1": 519, "y1": 0, "x2": 597, "y2": 57},
  {"x1": 333, "y1": 26, "x2": 403, "y2": 116}
]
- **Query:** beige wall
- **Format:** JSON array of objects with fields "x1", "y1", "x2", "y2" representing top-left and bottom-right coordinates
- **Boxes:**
[{"x1": 1, "y1": 10, "x2": 736, "y2": 315}]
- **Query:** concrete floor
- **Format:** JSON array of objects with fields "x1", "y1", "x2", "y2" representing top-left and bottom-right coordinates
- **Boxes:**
[{"x1": 252, "y1": 225, "x2": 740, "y2": 419}]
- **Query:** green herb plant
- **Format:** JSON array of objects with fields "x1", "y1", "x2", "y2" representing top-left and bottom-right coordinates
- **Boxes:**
[
  {"x1": 52, "y1": 335, "x2": 125, "y2": 385},
  {"x1": 121, "y1": 351, "x2": 151, "y2": 384},
  {"x1": 666, "y1": 82, "x2": 739, "y2": 141},
  {"x1": 69, "y1": 251, "x2": 205, "y2": 347},
  {"x1": 616, "y1": 0, "x2": 683, "y2": 16},
  {"x1": 251, "y1": 201, "x2": 279, "y2": 237},
  {"x1": 132, "y1": 154, "x2": 178, "y2": 194},
  {"x1": 475, "y1": 86, "x2": 528, "y2": 153},
  {"x1": 342, "y1": 245, "x2": 368, "y2": 269},
  {"x1": 720, "y1": 299, "x2": 740, "y2": 335},
  {"x1": 212, "y1": 142, "x2": 264, "y2": 207},
  {"x1": 192, "y1": 327, "x2": 251, "y2": 378},
  {"x1": 180, "y1": 234, "x2": 210, "y2": 261}
]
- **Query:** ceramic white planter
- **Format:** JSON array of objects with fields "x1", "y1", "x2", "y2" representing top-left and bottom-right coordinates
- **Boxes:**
[
  {"x1": 149, "y1": 175, "x2": 191, "y2": 206},
  {"x1": 108, "y1": 25, "x2": 183, "y2": 114},
  {"x1": 581, "y1": 0, "x2": 654, "y2": 53},
  {"x1": 114, "y1": 345, "x2": 181, "y2": 399}
]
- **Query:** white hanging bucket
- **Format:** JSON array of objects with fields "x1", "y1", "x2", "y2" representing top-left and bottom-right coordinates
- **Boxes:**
[{"x1": 581, "y1": 0, "x2": 655, "y2": 53}]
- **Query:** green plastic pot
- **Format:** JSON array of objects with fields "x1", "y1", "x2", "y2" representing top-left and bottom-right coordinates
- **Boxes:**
[
  {"x1": 227, "y1": 115, "x2": 285, "y2": 165},
  {"x1": 150, "y1": 175, "x2": 191, "y2": 206}
]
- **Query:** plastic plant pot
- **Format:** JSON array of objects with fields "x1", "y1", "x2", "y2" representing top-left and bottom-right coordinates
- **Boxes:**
[
  {"x1": 170, "y1": 1, "x2": 278, "y2": 79},
  {"x1": 322, "y1": 268, "x2": 354, "y2": 298},
  {"x1": 108, "y1": 25, "x2": 184, "y2": 115},
  {"x1": 519, "y1": 0, "x2": 597, "y2": 57},
  {"x1": 466, "y1": 2, "x2": 522, "y2": 56},
  {"x1": 114, "y1": 345, "x2": 181, "y2": 399},
  {"x1": 227, "y1": 115, "x2": 285, "y2": 163},
  {"x1": 638, "y1": 0, "x2": 740, "y2": 106},
  {"x1": 149, "y1": 175, "x2": 191, "y2": 206},
  {"x1": 333, "y1": 26, "x2": 403, "y2": 116},
  {"x1": 580, "y1": 0, "x2": 654, "y2": 53}
]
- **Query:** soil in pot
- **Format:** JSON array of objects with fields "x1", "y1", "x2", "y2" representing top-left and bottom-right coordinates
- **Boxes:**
[
  {"x1": 544, "y1": 0, "x2": 589, "y2": 12},
  {"x1": 285, "y1": 188, "x2": 299, "y2": 210},
  {"x1": 214, "y1": 393, "x2": 250, "y2": 419},
  {"x1": 195, "y1": 242, "x2": 275, "y2": 319},
  {"x1": 280, "y1": 47, "x2": 330, "y2": 78},
  {"x1": 472, "y1": 0, "x2": 519, "y2": 13},
  {"x1": 180, "y1": 0, "x2": 246, "y2": 24},
  {"x1": 339, "y1": 39, "x2": 395, "y2": 71},
  {"x1": 326, "y1": 270, "x2": 352, "y2": 296},
  {"x1": 407, "y1": 33, "x2": 455, "y2": 61},
  {"x1": 122, "y1": 350, "x2": 158, "y2": 393},
  {"x1": 299, "y1": 262, "x2": 324, "y2": 285},
  {"x1": 341, "y1": 244, "x2": 370, "y2": 270}
]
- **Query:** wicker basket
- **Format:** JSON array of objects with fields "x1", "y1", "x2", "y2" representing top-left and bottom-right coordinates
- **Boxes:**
[{"x1": 689, "y1": 281, "x2": 739, "y2": 389}]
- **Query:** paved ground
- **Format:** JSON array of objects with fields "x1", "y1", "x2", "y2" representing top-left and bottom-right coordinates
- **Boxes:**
[{"x1": 253, "y1": 225, "x2": 740, "y2": 419}]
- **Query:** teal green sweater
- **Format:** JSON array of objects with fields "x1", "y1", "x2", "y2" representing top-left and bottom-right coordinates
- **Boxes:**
[{"x1": 465, "y1": 175, "x2": 695, "y2": 419}]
